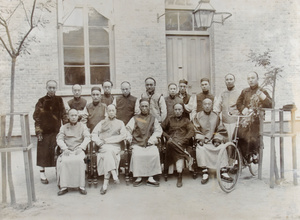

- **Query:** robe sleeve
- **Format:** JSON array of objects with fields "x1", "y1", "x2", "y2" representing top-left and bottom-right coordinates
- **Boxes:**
[
  {"x1": 261, "y1": 89, "x2": 272, "y2": 108},
  {"x1": 236, "y1": 90, "x2": 246, "y2": 114},
  {"x1": 213, "y1": 93, "x2": 222, "y2": 115},
  {"x1": 148, "y1": 118, "x2": 163, "y2": 145},
  {"x1": 56, "y1": 125, "x2": 68, "y2": 151},
  {"x1": 33, "y1": 98, "x2": 43, "y2": 135},
  {"x1": 183, "y1": 120, "x2": 195, "y2": 143},
  {"x1": 80, "y1": 106, "x2": 88, "y2": 125},
  {"x1": 134, "y1": 99, "x2": 141, "y2": 115},
  {"x1": 78, "y1": 124, "x2": 91, "y2": 151},
  {"x1": 159, "y1": 96, "x2": 167, "y2": 123},
  {"x1": 91, "y1": 121, "x2": 102, "y2": 146}
]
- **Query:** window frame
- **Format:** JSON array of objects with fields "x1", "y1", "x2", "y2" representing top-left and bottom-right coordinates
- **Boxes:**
[{"x1": 57, "y1": 3, "x2": 115, "y2": 90}]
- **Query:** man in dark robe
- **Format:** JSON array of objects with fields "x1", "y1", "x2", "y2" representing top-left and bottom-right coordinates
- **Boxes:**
[
  {"x1": 236, "y1": 71, "x2": 272, "y2": 163},
  {"x1": 100, "y1": 80, "x2": 115, "y2": 106},
  {"x1": 164, "y1": 83, "x2": 183, "y2": 119},
  {"x1": 82, "y1": 86, "x2": 106, "y2": 132},
  {"x1": 161, "y1": 103, "x2": 195, "y2": 188},
  {"x1": 66, "y1": 84, "x2": 87, "y2": 121},
  {"x1": 115, "y1": 81, "x2": 138, "y2": 125},
  {"x1": 33, "y1": 80, "x2": 67, "y2": 184},
  {"x1": 126, "y1": 98, "x2": 163, "y2": 187}
]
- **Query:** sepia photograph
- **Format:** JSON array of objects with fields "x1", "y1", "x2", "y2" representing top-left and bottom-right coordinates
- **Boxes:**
[{"x1": 0, "y1": 0, "x2": 299, "y2": 219}]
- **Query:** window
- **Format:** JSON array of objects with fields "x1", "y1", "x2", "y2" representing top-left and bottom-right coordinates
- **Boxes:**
[
  {"x1": 165, "y1": 10, "x2": 204, "y2": 31},
  {"x1": 59, "y1": 5, "x2": 113, "y2": 87}
]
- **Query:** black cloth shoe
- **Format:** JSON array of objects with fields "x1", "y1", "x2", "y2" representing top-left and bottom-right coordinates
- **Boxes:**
[
  {"x1": 146, "y1": 181, "x2": 159, "y2": 187},
  {"x1": 57, "y1": 188, "x2": 68, "y2": 196},
  {"x1": 100, "y1": 186, "x2": 107, "y2": 195},
  {"x1": 221, "y1": 174, "x2": 234, "y2": 183},
  {"x1": 133, "y1": 179, "x2": 143, "y2": 187},
  {"x1": 79, "y1": 188, "x2": 87, "y2": 195},
  {"x1": 176, "y1": 173, "x2": 183, "y2": 188},
  {"x1": 229, "y1": 164, "x2": 239, "y2": 174}
]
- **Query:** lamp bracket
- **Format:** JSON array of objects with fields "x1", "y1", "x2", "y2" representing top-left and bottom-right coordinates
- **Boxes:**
[
  {"x1": 213, "y1": 12, "x2": 232, "y2": 25},
  {"x1": 157, "y1": 13, "x2": 165, "y2": 23}
]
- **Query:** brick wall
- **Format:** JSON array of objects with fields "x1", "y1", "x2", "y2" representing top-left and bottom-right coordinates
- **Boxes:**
[{"x1": 0, "y1": 0, "x2": 299, "y2": 135}]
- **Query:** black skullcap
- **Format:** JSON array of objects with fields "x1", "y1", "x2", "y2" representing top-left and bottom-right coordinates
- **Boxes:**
[{"x1": 139, "y1": 97, "x2": 150, "y2": 104}]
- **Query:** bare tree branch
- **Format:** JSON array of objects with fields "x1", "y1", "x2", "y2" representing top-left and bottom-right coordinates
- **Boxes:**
[
  {"x1": 20, "y1": 0, "x2": 31, "y2": 26},
  {"x1": 0, "y1": 36, "x2": 13, "y2": 57},
  {"x1": 16, "y1": 0, "x2": 37, "y2": 56},
  {"x1": 2, "y1": 20, "x2": 16, "y2": 54},
  {"x1": 6, "y1": 1, "x2": 22, "y2": 23}
]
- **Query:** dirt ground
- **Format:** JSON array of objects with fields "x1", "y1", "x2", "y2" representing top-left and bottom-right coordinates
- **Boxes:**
[{"x1": 1, "y1": 136, "x2": 300, "y2": 220}]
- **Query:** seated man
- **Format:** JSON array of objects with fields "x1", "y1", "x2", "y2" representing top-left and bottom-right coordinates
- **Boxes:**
[
  {"x1": 91, "y1": 104, "x2": 127, "y2": 195},
  {"x1": 56, "y1": 109, "x2": 91, "y2": 196},
  {"x1": 126, "y1": 98, "x2": 163, "y2": 187},
  {"x1": 192, "y1": 98, "x2": 232, "y2": 184},
  {"x1": 161, "y1": 103, "x2": 195, "y2": 188}
]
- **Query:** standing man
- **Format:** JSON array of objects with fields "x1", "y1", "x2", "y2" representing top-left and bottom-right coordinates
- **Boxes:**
[
  {"x1": 164, "y1": 83, "x2": 183, "y2": 119},
  {"x1": 82, "y1": 87, "x2": 106, "y2": 132},
  {"x1": 186, "y1": 78, "x2": 214, "y2": 119},
  {"x1": 33, "y1": 80, "x2": 67, "y2": 184},
  {"x1": 135, "y1": 77, "x2": 167, "y2": 123},
  {"x1": 101, "y1": 80, "x2": 115, "y2": 106},
  {"x1": 56, "y1": 109, "x2": 90, "y2": 196},
  {"x1": 177, "y1": 79, "x2": 191, "y2": 119},
  {"x1": 65, "y1": 84, "x2": 87, "y2": 121},
  {"x1": 213, "y1": 74, "x2": 240, "y2": 141},
  {"x1": 161, "y1": 103, "x2": 195, "y2": 188},
  {"x1": 115, "y1": 81, "x2": 138, "y2": 125},
  {"x1": 236, "y1": 71, "x2": 272, "y2": 163},
  {"x1": 127, "y1": 98, "x2": 163, "y2": 187}
]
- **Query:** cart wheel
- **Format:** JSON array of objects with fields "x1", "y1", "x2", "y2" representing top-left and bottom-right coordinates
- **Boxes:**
[{"x1": 216, "y1": 143, "x2": 241, "y2": 193}]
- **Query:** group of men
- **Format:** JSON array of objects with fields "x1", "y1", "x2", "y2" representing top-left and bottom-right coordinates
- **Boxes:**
[{"x1": 33, "y1": 72, "x2": 272, "y2": 196}]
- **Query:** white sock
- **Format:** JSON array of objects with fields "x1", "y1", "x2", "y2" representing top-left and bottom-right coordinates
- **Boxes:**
[
  {"x1": 203, "y1": 174, "x2": 208, "y2": 179},
  {"x1": 111, "y1": 170, "x2": 118, "y2": 181},
  {"x1": 103, "y1": 179, "x2": 109, "y2": 190},
  {"x1": 222, "y1": 173, "x2": 230, "y2": 178},
  {"x1": 40, "y1": 171, "x2": 47, "y2": 180},
  {"x1": 148, "y1": 176, "x2": 155, "y2": 183},
  {"x1": 135, "y1": 177, "x2": 142, "y2": 182},
  {"x1": 79, "y1": 187, "x2": 85, "y2": 190},
  {"x1": 60, "y1": 187, "x2": 67, "y2": 191}
]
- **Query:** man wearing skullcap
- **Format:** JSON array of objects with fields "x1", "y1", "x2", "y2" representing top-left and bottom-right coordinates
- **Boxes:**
[
  {"x1": 164, "y1": 83, "x2": 183, "y2": 119},
  {"x1": 177, "y1": 79, "x2": 191, "y2": 119}
]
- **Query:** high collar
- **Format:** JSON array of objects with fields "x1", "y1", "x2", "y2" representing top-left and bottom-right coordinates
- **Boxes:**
[
  {"x1": 147, "y1": 91, "x2": 155, "y2": 96},
  {"x1": 70, "y1": 122, "x2": 77, "y2": 126},
  {"x1": 204, "y1": 110, "x2": 211, "y2": 115},
  {"x1": 202, "y1": 90, "x2": 209, "y2": 95},
  {"x1": 93, "y1": 101, "x2": 100, "y2": 106},
  {"x1": 123, "y1": 93, "x2": 131, "y2": 98},
  {"x1": 169, "y1": 95, "x2": 176, "y2": 99},
  {"x1": 104, "y1": 93, "x2": 111, "y2": 98},
  {"x1": 74, "y1": 96, "x2": 81, "y2": 101},
  {"x1": 227, "y1": 86, "x2": 235, "y2": 91},
  {"x1": 250, "y1": 84, "x2": 259, "y2": 90}
]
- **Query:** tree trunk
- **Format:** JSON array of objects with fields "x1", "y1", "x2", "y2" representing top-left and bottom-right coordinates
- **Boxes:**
[{"x1": 6, "y1": 56, "x2": 17, "y2": 205}]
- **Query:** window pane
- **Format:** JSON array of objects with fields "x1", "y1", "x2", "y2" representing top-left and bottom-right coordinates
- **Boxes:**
[
  {"x1": 166, "y1": 12, "x2": 178, "y2": 30},
  {"x1": 64, "y1": 67, "x2": 85, "y2": 85},
  {"x1": 90, "y1": 67, "x2": 110, "y2": 85},
  {"x1": 64, "y1": 8, "x2": 83, "y2": 26},
  {"x1": 63, "y1": 27, "x2": 84, "y2": 46},
  {"x1": 89, "y1": 47, "x2": 109, "y2": 65},
  {"x1": 64, "y1": 47, "x2": 84, "y2": 65},
  {"x1": 88, "y1": 8, "x2": 108, "y2": 26},
  {"x1": 179, "y1": 11, "x2": 193, "y2": 31},
  {"x1": 89, "y1": 28, "x2": 109, "y2": 46}
]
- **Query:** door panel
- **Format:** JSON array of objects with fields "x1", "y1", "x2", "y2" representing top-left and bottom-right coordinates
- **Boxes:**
[{"x1": 166, "y1": 36, "x2": 210, "y2": 94}]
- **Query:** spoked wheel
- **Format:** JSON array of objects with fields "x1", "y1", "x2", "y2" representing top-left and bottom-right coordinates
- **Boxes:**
[{"x1": 216, "y1": 143, "x2": 242, "y2": 193}]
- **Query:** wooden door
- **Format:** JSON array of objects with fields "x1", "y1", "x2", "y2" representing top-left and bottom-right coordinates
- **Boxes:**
[{"x1": 166, "y1": 36, "x2": 210, "y2": 93}]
